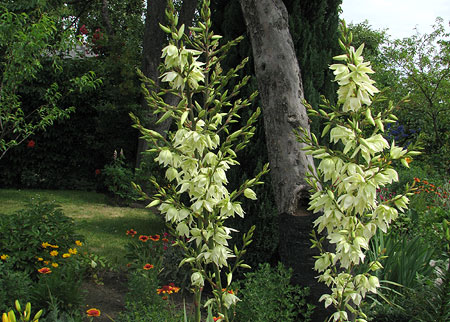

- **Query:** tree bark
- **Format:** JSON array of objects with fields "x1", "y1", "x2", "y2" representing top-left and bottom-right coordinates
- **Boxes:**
[
  {"x1": 238, "y1": 0, "x2": 330, "y2": 319},
  {"x1": 136, "y1": 0, "x2": 198, "y2": 167}
]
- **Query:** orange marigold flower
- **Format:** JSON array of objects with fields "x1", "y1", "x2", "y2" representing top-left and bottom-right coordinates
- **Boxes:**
[
  {"x1": 126, "y1": 229, "x2": 137, "y2": 237},
  {"x1": 63, "y1": 253, "x2": 71, "y2": 258},
  {"x1": 44, "y1": 260, "x2": 50, "y2": 265},
  {"x1": 150, "y1": 234, "x2": 160, "y2": 241},
  {"x1": 162, "y1": 238, "x2": 169, "y2": 243},
  {"x1": 414, "y1": 177, "x2": 420, "y2": 183},
  {"x1": 75, "y1": 240, "x2": 83, "y2": 246},
  {"x1": 405, "y1": 157, "x2": 412, "y2": 164},
  {"x1": 37, "y1": 257, "x2": 44, "y2": 261},
  {"x1": 139, "y1": 235, "x2": 149, "y2": 242},
  {"x1": 69, "y1": 248, "x2": 77, "y2": 255},
  {"x1": 86, "y1": 308, "x2": 101, "y2": 317},
  {"x1": 143, "y1": 263, "x2": 154, "y2": 270},
  {"x1": 213, "y1": 317, "x2": 222, "y2": 322},
  {"x1": 52, "y1": 263, "x2": 59, "y2": 268},
  {"x1": 222, "y1": 288, "x2": 235, "y2": 294},
  {"x1": 50, "y1": 250, "x2": 58, "y2": 257},
  {"x1": 38, "y1": 267, "x2": 52, "y2": 274}
]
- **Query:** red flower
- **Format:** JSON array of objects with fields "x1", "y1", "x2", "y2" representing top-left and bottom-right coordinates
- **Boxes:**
[
  {"x1": 213, "y1": 317, "x2": 222, "y2": 322},
  {"x1": 143, "y1": 263, "x2": 154, "y2": 270},
  {"x1": 150, "y1": 234, "x2": 160, "y2": 241},
  {"x1": 162, "y1": 238, "x2": 169, "y2": 243},
  {"x1": 86, "y1": 308, "x2": 101, "y2": 317},
  {"x1": 95, "y1": 169, "x2": 101, "y2": 175},
  {"x1": 80, "y1": 24, "x2": 88, "y2": 35},
  {"x1": 126, "y1": 229, "x2": 137, "y2": 237},
  {"x1": 27, "y1": 140, "x2": 35, "y2": 148},
  {"x1": 139, "y1": 235, "x2": 149, "y2": 242},
  {"x1": 38, "y1": 267, "x2": 51, "y2": 274}
]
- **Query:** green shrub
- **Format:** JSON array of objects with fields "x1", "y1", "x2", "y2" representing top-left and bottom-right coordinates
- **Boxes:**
[
  {"x1": 0, "y1": 200, "x2": 87, "y2": 316},
  {"x1": 0, "y1": 259, "x2": 32, "y2": 313},
  {"x1": 119, "y1": 271, "x2": 183, "y2": 322},
  {"x1": 0, "y1": 199, "x2": 83, "y2": 278},
  {"x1": 232, "y1": 262, "x2": 314, "y2": 322},
  {"x1": 102, "y1": 149, "x2": 139, "y2": 206},
  {"x1": 118, "y1": 301, "x2": 182, "y2": 322}
]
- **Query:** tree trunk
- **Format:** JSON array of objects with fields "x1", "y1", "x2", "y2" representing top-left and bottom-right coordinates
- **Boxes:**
[
  {"x1": 136, "y1": 0, "x2": 198, "y2": 167},
  {"x1": 238, "y1": 0, "x2": 330, "y2": 319}
]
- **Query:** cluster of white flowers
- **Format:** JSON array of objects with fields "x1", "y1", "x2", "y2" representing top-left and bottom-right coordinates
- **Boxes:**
[
  {"x1": 138, "y1": 4, "x2": 265, "y2": 318},
  {"x1": 161, "y1": 43, "x2": 205, "y2": 90},
  {"x1": 300, "y1": 25, "x2": 418, "y2": 322}
]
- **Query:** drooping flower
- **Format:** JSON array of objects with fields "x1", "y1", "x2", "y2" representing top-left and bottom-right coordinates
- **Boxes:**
[
  {"x1": 143, "y1": 263, "x2": 154, "y2": 270},
  {"x1": 38, "y1": 267, "x2": 51, "y2": 274},
  {"x1": 139, "y1": 235, "x2": 149, "y2": 242},
  {"x1": 86, "y1": 308, "x2": 101, "y2": 317}
]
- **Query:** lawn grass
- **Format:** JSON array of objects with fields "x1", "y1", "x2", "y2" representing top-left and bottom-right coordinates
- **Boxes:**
[{"x1": 0, "y1": 189, "x2": 165, "y2": 266}]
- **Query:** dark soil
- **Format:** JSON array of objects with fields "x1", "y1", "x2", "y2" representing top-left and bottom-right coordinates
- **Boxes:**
[{"x1": 82, "y1": 271, "x2": 128, "y2": 322}]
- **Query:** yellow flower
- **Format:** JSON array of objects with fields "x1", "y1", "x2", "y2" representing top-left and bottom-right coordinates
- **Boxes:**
[
  {"x1": 68, "y1": 248, "x2": 77, "y2": 255},
  {"x1": 50, "y1": 250, "x2": 58, "y2": 257},
  {"x1": 51, "y1": 263, "x2": 59, "y2": 268},
  {"x1": 44, "y1": 261, "x2": 50, "y2": 265},
  {"x1": 75, "y1": 240, "x2": 83, "y2": 246},
  {"x1": 0, "y1": 254, "x2": 9, "y2": 260},
  {"x1": 405, "y1": 157, "x2": 412, "y2": 164},
  {"x1": 49, "y1": 244, "x2": 59, "y2": 249},
  {"x1": 62, "y1": 253, "x2": 71, "y2": 258},
  {"x1": 37, "y1": 257, "x2": 44, "y2": 261},
  {"x1": 42, "y1": 242, "x2": 51, "y2": 248}
]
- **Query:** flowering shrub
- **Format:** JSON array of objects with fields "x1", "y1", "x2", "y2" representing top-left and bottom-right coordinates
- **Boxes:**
[
  {"x1": 232, "y1": 262, "x2": 314, "y2": 322},
  {"x1": 131, "y1": 1, "x2": 267, "y2": 320},
  {"x1": 125, "y1": 230, "x2": 172, "y2": 272},
  {"x1": 102, "y1": 149, "x2": 139, "y2": 205},
  {"x1": 413, "y1": 177, "x2": 450, "y2": 210},
  {"x1": 297, "y1": 21, "x2": 418, "y2": 321},
  {"x1": 125, "y1": 229, "x2": 189, "y2": 291},
  {"x1": 0, "y1": 200, "x2": 83, "y2": 278}
]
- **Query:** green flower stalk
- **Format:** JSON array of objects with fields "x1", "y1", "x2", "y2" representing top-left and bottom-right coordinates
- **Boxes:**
[
  {"x1": 131, "y1": 1, "x2": 268, "y2": 321},
  {"x1": 297, "y1": 21, "x2": 419, "y2": 322}
]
